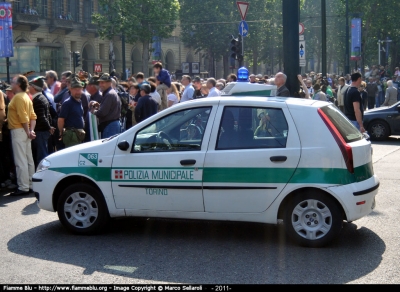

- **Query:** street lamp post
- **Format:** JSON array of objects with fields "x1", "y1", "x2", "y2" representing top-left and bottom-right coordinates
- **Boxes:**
[
  {"x1": 345, "y1": 0, "x2": 350, "y2": 75},
  {"x1": 321, "y1": 0, "x2": 327, "y2": 76},
  {"x1": 378, "y1": 39, "x2": 392, "y2": 66}
]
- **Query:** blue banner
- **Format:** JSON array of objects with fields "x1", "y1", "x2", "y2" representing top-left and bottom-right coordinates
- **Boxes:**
[
  {"x1": 152, "y1": 36, "x2": 161, "y2": 61},
  {"x1": 351, "y1": 18, "x2": 361, "y2": 61},
  {"x1": 0, "y1": 2, "x2": 13, "y2": 58}
]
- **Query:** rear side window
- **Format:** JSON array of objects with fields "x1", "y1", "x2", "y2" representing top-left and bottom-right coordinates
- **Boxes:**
[
  {"x1": 216, "y1": 106, "x2": 288, "y2": 150},
  {"x1": 320, "y1": 105, "x2": 363, "y2": 143}
]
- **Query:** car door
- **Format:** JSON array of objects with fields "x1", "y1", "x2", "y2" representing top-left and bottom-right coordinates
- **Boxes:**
[
  {"x1": 386, "y1": 104, "x2": 400, "y2": 134},
  {"x1": 203, "y1": 102, "x2": 301, "y2": 213},
  {"x1": 111, "y1": 105, "x2": 216, "y2": 212}
]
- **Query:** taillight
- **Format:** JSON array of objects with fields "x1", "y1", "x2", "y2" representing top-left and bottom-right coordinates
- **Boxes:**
[{"x1": 318, "y1": 108, "x2": 354, "y2": 173}]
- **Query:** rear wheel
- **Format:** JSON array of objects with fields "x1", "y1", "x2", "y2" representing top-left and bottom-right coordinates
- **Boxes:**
[
  {"x1": 368, "y1": 120, "x2": 390, "y2": 141},
  {"x1": 284, "y1": 192, "x2": 343, "y2": 247},
  {"x1": 57, "y1": 183, "x2": 109, "y2": 235}
]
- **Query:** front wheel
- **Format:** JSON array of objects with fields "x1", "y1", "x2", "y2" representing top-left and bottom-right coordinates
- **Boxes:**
[
  {"x1": 284, "y1": 192, "x2": 343, "y2": 247},
  {"x1": 368, "y1": 120, "x2": 390, "y2": 141},
  {"x1": 57, "y1": 183, "x2": 109, "y2": 235}
]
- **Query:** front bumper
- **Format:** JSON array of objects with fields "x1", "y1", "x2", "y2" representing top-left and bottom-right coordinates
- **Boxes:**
[
  {"x1": 327, "y1": 175, "x2": 379, "y2": 222},
  {"x1": 32, "y1": 170, "x2": 66, "y2": 212}
]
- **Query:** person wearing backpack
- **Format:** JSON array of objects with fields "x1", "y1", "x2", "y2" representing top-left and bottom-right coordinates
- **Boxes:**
[{"x1": 89, "y1": 73, "x2": 121, "y2": 139}]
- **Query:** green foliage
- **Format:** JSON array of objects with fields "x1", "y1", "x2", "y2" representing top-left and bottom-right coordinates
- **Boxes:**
[
  {"x1": 93, "y1": 0, "x2": 180, "y2": 73},
  {"x1": 93, "y1": 0, "x2": 180, "y2": 43},
  {"x1": 179, "y1": 0, "x2": 236, "y2": 57}
]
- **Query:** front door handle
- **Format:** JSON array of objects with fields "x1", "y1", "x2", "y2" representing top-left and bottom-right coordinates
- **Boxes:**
[
  {"x1": 270, "y1": 156, "x2": 287, "y2": 162},
  {"x1": 180, "y1": 159, "x2": 196, "y2": 166}
]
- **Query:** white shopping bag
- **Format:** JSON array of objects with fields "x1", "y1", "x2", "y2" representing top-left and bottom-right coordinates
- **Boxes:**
[{"x1": 88, "y1": 112, "x2": 100, "y2": 140}]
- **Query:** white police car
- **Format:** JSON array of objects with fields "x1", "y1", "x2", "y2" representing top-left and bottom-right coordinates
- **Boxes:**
[{"x1": 33, "y1": 96, "x2": 379, "y2": 247}]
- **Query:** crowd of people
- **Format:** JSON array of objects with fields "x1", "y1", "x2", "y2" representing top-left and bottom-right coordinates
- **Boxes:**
[{"x1": 1, "y1": 60, "x2": 399, "y2": 197}]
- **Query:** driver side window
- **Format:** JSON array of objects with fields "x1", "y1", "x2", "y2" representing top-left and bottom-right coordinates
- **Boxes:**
[{"x1": 133, "y1": 107, "x2": 212, "y2": 153}]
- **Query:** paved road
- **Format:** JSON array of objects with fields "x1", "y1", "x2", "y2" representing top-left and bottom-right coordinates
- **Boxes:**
[{"x1": 0, "y1": 138, "x2": 399, "y2": 284}]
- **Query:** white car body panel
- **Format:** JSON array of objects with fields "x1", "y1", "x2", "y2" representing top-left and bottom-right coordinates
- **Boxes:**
[{"x1": 32, "y1": 97, "x2": 378, "y2": 226}]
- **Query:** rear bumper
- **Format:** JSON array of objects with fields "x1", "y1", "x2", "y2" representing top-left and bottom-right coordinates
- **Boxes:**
[{"x1": 327, "y1": 175, "x2": 379, "y2": 222}]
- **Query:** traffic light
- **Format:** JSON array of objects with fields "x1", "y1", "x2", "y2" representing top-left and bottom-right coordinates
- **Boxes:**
[
  {"x1": 229, "y1": 35, "x2": 243, "y2": 68},
  {"x1": 73, "y1": 52, "x2": 81, "y2": 68},
  {"x1": 236, "y1": 35, "x2": 243, "y2": 63}
]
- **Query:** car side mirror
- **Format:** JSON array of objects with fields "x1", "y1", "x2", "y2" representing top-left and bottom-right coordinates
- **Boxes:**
[{"x1": 118, "y1": 140, "x2": 130, "y2": 151}]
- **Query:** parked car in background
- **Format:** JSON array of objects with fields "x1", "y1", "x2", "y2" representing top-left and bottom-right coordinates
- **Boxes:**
[{"x1": 364, "y1": 102, "x2": 400, "y2": 141}]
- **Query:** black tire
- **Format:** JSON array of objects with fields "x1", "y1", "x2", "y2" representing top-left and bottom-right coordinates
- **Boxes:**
[
  {"x1": 368, "y1": 120, "x2": 390, "y2": 141},
  {"x1": 284, "y1": 191, "x2": 343, "y2": 248},
  {"x1": 57, "y1": 183, "x2": 110, "y2": 235}
]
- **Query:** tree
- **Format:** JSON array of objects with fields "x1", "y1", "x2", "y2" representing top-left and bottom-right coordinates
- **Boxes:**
[
  {"x1": 92, "y1": 0, "x2": 133, "y2": 73},
  {"x1": 179, "y1": 0, "x2": 237, "y2": 78},
  {"x1": 245, "y1": 0, "x2": 283, "y2": 74},
  {"x1": 93, "y1": 0, "x2": 180, "y2": 75}
]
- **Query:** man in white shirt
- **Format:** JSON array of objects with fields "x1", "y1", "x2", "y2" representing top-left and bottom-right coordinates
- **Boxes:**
[
  {"x1": 180, "y1": 75, "x2": 194, "y2": 102},
  {"x1": 43, "y1": 83, "x2": 56, "y2": 110},
  {"x1": 206, "y1": 78, "x2": 221, "y2": 97}
]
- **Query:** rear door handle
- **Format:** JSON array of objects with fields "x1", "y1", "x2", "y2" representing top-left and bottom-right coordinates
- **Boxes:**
[
  {"x1": 180, "y1": 159, "x2": 196, "y2": 166},
  {"x1": 270, "y1": 156, "x2": 287, "y2": 162}
]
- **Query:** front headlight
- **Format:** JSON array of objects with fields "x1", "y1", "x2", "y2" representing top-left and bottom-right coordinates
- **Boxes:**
[{"x1": 37, "y1": 159, "x2": 51, "y2": 173}]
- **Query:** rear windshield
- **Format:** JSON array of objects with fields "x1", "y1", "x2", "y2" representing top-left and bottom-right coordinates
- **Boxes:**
[{"x1": 320, "y1": 105, "x2": 363, "y2": 143}]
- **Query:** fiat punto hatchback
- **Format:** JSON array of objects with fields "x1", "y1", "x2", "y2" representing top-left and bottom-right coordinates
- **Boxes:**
[{"x1": 33, "y1": 97, "x2": 379, "y2": 247}]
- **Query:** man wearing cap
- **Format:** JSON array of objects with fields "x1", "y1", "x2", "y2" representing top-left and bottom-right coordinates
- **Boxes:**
[
  {"x1": 8, "y1": 75, "x2": 37, "y2": 196},
  {"x1": 135, "y1": 84, "x2": 158, "y2": 123},
  {"x1": 58, "y1": 78, "x2": 85, "y2": 148},
  {"x1": 29, "y1": 77, "x2": 54, "y2": 167},
  {"x1": 86, "y1": 76, "x2": 102, "y2": 103},
  {"x1": 192, "y1": 77, "x2": 204, "y2": 99},
  {"x1": 5, "y1": 86, "x2": 14, "y2": 101},
  {"x1": 90, "y1": 73, "x2": 121, "y2": 139}
]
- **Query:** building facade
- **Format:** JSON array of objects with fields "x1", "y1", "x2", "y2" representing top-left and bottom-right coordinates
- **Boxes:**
[{"x1": 2, "y1": 0, "x2": 205, "y2": 79}]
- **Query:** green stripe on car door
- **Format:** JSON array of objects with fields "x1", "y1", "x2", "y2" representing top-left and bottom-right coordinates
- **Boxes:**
[{"x1": 49, "y1": 162, "x2": 373, "y2": 185}]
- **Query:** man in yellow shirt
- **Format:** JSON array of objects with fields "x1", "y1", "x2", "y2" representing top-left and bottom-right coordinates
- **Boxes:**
[{"x1": 8, "y1": 75, "x2": 37, "y2": 196}]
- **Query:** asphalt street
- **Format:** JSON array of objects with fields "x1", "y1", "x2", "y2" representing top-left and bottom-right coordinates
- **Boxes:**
[{"x1": 0, "y1": 137, "x2": 399, "y2": 284}]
